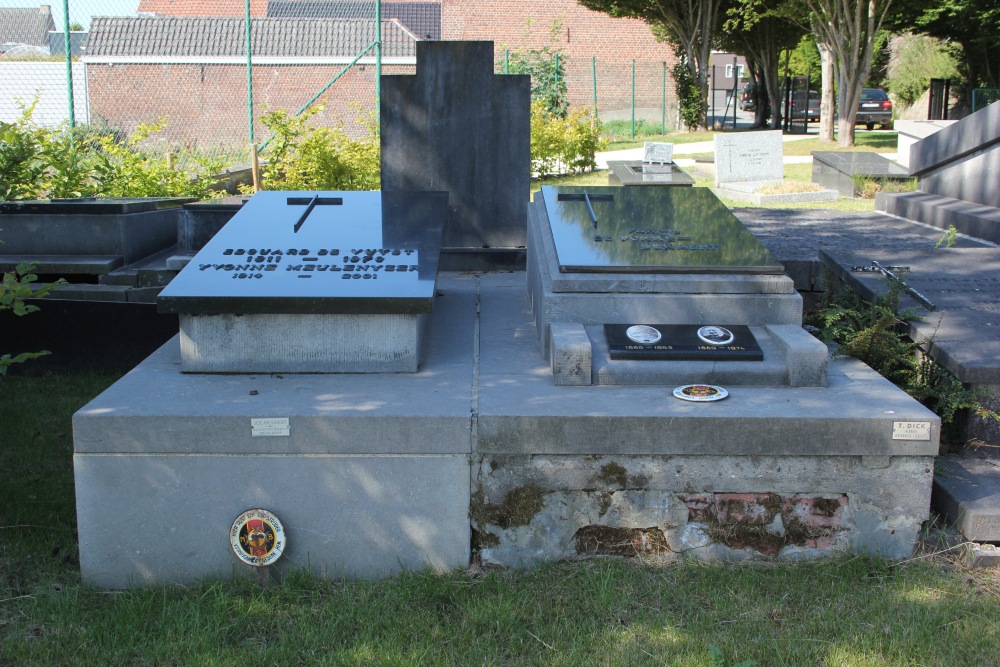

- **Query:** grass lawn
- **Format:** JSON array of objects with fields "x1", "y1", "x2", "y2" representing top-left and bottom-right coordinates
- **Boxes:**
[{"x1": 2, "y1": 371, "x2": 999, "y2": 666}]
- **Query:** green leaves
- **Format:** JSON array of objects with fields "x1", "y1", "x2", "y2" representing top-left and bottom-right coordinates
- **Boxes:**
[{"x1": 0, "y1": 260, "x2": 62, "y2": 375}]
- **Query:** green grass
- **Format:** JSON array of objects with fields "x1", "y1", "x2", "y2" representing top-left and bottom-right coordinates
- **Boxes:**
[{"x1": 2, "y1": 372, "x2": 999, "y2": 665}]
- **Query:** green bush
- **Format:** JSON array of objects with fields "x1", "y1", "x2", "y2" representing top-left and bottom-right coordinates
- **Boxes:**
[
  {"x1": 0, "y1": 105, "x2": 224, "y2": 201},
  {"x1": 530, "y1": 102, "x2": 605, "y2": 179},
  {"x1": 252, "y1": 106, "x2": 379, "y2": 192},
  {"x1": 0, "y1": 260, "x2": 63, "y2": 376}
]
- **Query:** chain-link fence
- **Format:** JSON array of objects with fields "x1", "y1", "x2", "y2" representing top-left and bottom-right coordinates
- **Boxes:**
[{"x1": 2, "y1": 1, "x2": 681, "y2": 167}]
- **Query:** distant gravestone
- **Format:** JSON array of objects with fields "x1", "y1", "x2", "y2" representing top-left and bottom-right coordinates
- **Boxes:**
[
  {"x1": 381, "y1": 41, "x2": 530, "y2": 249},
  {"x1": 643, "y1": 141, "x2": 673, "y2": 164},
  {"x1": 714, "y1": 130, "x2": 784, "y2": 187}
]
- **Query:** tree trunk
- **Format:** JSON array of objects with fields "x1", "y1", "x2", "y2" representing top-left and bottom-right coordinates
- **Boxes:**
[{"x1": 817, "y1": 39, "x2": 835, "y2": 142}]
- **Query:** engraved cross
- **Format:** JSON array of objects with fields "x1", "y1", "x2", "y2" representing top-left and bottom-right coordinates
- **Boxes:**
[
  {"x1": 287, "y1": 195, "x2": 343, "y2": 233},
  {"x1": 557, "y1": 192, "x2": 614, "y2": 229}
]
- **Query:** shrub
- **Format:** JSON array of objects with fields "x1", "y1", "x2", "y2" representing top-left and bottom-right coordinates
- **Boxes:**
[
  {"x1": 531, "y1": 102, "x2": 605, "y2": 179},
  {"x1": 0, "y1": 260, "x2": 63, "y2": 376},
  {"x1": 0, "y1": 102, "x2": 47, "y2": 201},
  {"x1": 253, "y1": 106, "x2": 379, "y2": 191}
]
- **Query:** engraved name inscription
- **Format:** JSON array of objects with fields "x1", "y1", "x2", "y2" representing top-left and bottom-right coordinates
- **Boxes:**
[
  {"x1": 593, "y1": 228, "x2": 720, "y2": 252},
  {"x1": 198, "y1": 247, "x2": 419, "y2": 280}
]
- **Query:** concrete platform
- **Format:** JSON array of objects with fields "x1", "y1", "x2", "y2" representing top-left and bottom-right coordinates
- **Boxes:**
[{"x1": 74, "y1": 272, "x2": 941, "y2": 586}]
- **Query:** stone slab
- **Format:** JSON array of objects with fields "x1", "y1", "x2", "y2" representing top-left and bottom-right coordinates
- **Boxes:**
[
  {"x1": 531, "y1": 200, "x2": 793, "y2": 294},
  {"x1": 0, "y1": 205, "x2": 184, "y2": 264},
  {"x1": 909, "y1": 100, "x2": 1000, "y2": 199},
  {"x1": 895, "y1": 120, "x2": 957, "y2": 168},
  {"x1": 381, "y1": 41, "x2": 530, "y2": 249},
  {"x1": 607, "y1": 161, "x2": 694, "y2": 187},
  {"x1": 819, "y1": 247, "x2": 1000, "y2": 384},
  {"x1": 933, "y1": 457, "x2": 1000, "y2": 541},
  {"x1": 643, "y1": 141, "x2": 673, "y2": 163},
  {"x1": 549, "y1": 322, "x2": 592, "y2": 386},
  {"x1": 177, "y1": 312, "x2": 427, "y2": 373},
  {"x1": 714, "y1": 130, "x2": 784, "y2": 187},
  {"x1": 539, "y1": 186, "x2": 785, "y2": 275},
  {"x1": 0, "y1": 254, "x2": 123, "y2": 274},
  {"x1": 158, "y1": 191, "x2": 448, "y2": 316},
  {"x1": 812, "y1": 151, "x2": 910, "y2": 197}
]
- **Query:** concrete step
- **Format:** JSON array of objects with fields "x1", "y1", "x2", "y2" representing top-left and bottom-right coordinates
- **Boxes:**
[
  {"x1": 933, "y1": 456, "x2": 1000, "y2": 542},
  {"x1": 877, "y1": 191, "x2": 1000, "y2": 244},
  {"x1": 0, "y1": 254, "x2": 123, "y2": 275}
]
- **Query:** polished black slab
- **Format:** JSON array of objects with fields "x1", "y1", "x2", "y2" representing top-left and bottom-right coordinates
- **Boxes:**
[
  {"x1": 607, "y1": 161, "x2": 695, "y2": 187},
  {"x1": 540, "y1": 186, "x2": 784, "y2": 274},
  {"x1": 158, "y1": 190, "x2": 448, "y2": 315},
  {"x1": 0, "y1": 197, "x2": 195, "y2": 215},
  {"x1": 605, "y1": 324, "x2": 763, "y2": 361}
]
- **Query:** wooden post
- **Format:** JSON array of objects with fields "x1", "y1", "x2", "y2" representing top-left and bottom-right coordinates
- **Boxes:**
[{"x1": 251, "y1": 143, "x2": 262, "y2": 192}]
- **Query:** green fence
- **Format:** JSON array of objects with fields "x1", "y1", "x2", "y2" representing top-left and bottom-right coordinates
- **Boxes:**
[
  {"x1": 1, "y1": 0, "x2": 680, "y2": 164},
  {"x1": 972, "y1": 89, "x2": 1000, "y2": 113}
]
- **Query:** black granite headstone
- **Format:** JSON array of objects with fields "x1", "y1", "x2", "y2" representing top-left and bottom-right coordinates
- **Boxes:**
[
  {"x1": 540, "y1": 186, "x2": 784, "y2": 274},
  {"x1": 604, "y1": 324, "x2": 763, "y2": 361},
  {"x1": 381, "y1": 41, "x2": 530, "y2": 249},
  {"x1": 157, "y1": 190, "x2": 448, "y2": 315}
]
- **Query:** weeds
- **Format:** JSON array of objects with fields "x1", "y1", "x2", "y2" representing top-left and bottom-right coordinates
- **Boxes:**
[{"x1": 808, "y1": 269, "x2": 998, "y2": 443}]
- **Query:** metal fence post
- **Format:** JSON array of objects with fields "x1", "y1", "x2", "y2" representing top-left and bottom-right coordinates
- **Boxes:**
[
  {"x1": 592, "y1": 56, "x2": 597, "y2": 118},
  {"x1": 505, "y1": 49, "x2": 509, "y2": 75},
  {"x1": 245, "y1": 0, "x2": 254, "y2": 144},
  {"x1": 61, "y1": 0, "x2": 74, "y2": 131},
  {"x1": 631, "y1": 59, "x2": 635, "y2": 139},
  {"x1": 661, "y1": 61, "x2": 666, "y2": 135},
  {"x1": 375, "y1": 0, "x2": 382, "y2": 117}
]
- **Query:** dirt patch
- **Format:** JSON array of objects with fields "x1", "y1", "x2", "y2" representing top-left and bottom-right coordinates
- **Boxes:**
[{"x1": 575, "y1": 526, "x2": 670, "y2": 557}]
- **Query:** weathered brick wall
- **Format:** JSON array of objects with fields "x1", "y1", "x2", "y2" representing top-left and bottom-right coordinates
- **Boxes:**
[{"x1": 87, "y1": 62, "x2": 414, "y2": 150}]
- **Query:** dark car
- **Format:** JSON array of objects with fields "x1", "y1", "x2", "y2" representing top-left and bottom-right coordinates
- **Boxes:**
[
  {"x1": 856, "y1": 88, "x2": 892, "y2": 130},
  {"x1": 790, "y1": 90, "x2": 821, "y2": 121}
]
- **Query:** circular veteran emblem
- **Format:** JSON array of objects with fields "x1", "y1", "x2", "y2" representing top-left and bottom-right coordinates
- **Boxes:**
[
  {"x1": 230, "y1": 509, "x2": 285, "y2": 567},
  {"x1": 697, "y1": 326, "x2": 735, "y2": 346},
  {"x1": 672, "y1": 384, "x2": 729, "y2": 402},
  {"x1": 626, "y1": 325, "x2": 662, "y2": 345}
]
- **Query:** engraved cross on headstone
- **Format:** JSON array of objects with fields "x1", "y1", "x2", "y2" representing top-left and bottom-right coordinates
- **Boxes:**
[
  {"x1": 287, "y1": 195, "x2": 344, "y2": 233},
  {"x1": 557, "y1": 192, "x2": 614, "y2": 228}
]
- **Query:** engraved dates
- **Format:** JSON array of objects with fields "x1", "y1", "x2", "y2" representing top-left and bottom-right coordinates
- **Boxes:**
[{"x1": 203, "y1": 247, "x2": 418, "y2": 280}]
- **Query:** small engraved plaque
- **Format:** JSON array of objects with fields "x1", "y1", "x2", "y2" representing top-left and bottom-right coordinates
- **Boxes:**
[
  {"x1": 251, "y1": 417, "x2": 290, "y2": 437},
  {"x1": 891, "y1": 421, "x2": 931, "y2": 441}
]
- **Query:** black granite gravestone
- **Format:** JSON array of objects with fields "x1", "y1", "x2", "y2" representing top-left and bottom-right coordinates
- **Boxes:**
[
  {"x1": 158, "y1": 190, "x2": 448, "y2": 315},
  {"x1": 381, "y1": 41, "x2": 530, "y2": 249},
  {"x1": 539, "y1": 186, "x2": 784, "y2": 274}
]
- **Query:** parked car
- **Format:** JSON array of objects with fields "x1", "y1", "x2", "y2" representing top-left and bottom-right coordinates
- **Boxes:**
[
  {"x1": 856, "y1": 88, "x2": 893, "y2": 130},
  {"x1": 789, "y1": 90, "x2": 821, "y2": 122},
  {"x1": 739, "y1": 82, "x2": 756, "y2": 111}
]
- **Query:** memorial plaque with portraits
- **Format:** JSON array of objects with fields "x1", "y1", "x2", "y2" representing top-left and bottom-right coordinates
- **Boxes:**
[{"x1": 604, "y1": 324, "x2": 763, "y2": 361}]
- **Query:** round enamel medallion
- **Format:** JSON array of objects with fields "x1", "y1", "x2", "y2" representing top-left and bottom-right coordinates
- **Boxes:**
[{"x1": 231, "y1": 509, "x2": 286, "y2": 566}]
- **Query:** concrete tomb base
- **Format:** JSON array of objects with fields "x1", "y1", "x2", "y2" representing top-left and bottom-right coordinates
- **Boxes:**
[{"x1": 74, "y1": 273, "x2": 940, "y2": 586}]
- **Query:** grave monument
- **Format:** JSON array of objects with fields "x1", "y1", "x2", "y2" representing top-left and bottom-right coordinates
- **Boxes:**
[
  {"x1": 72, "y1": 42, "x2": 940, "y2": 588},
  {"x1": 607, "y1": 141, "x2": 695, "y2": 187},
  {"x1": 713, "y1": 130, "x2": 836, "y2": 204}
]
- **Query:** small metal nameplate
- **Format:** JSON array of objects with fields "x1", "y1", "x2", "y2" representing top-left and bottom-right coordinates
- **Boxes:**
[
  {"x1": 251, "y1": 417, "x2": 290, "y2": 437},
  {"x1": 891, "y1": 421, "x2": 931, "y2": 441}
]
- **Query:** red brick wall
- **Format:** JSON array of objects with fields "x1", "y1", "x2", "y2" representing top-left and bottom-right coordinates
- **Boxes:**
[
  {"x1": 441, "y1": 0, "x2": 678, "y2": 121},
  {"x1": 87, "y1": 62, "x2": 414, "y2": 151},
  {"x1": 136, "y1": 0, "x2": 268, "y2": 17}
]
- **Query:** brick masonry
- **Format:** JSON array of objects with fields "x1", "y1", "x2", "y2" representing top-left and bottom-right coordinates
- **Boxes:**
[{"x1": 87, "y1": 0, "x2": 678, "y2": 145}]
